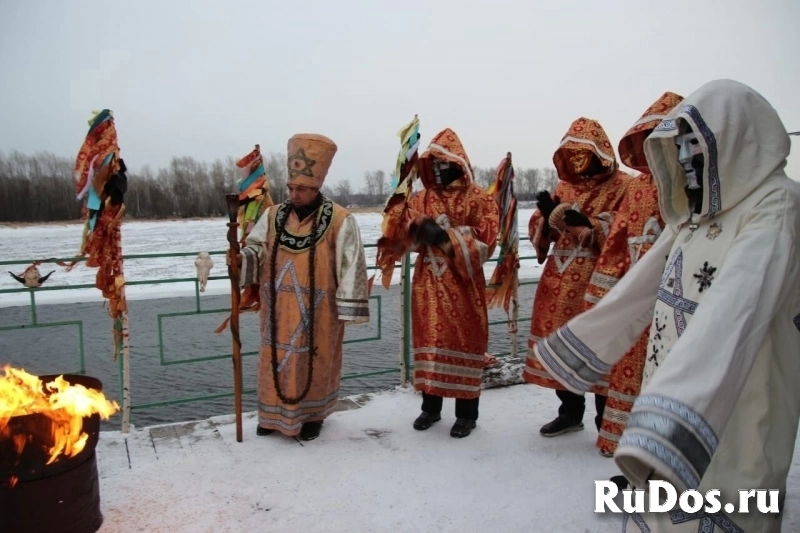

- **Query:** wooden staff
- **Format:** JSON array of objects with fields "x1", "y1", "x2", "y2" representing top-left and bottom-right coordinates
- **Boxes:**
[
  {"x1": 506, "y1": 152, "x2": 520, "y2": 358},
  {"x1": 225, "y1": 193, "x2": 244, "y2": 442}
]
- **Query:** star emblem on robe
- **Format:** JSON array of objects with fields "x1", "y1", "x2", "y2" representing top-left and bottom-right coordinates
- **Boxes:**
[
  {"x1": 657, "y1": 248, "x2": 698, "y2": 337},
  {"x1": 693, "y1": 261, "x2": 717, "y2": 293},
  {"x1": 288, "y1": 148, "x2": 317, "y2": 178},
  {"x1": 706, "y1": 222, "x2": 722, "y2": 240},
  {"x1": 261, "y1": 260, "x2": 326, "y2": 373}
]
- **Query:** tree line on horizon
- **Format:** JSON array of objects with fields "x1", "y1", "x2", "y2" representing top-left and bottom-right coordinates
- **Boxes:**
[{"x1": 0, "y1": 149, "x2": 559, "y2": 223}]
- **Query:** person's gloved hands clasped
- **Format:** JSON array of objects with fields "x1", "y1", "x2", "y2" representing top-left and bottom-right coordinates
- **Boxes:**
[
  {"x1": 535, "y1": 191, "x2": 561, "y2": 221},
  {"x1": 563, "y1": 209, "x2": 592, "y2": 228},
  {"x1": 415, "y1": 218, "x2": 449, "y2": 246}
]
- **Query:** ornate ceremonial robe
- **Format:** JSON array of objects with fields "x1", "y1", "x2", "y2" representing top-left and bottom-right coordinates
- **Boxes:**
[
  {"x1": 240, "y1": 197, "x2": 369, "y2": 436},
  {"x1": 533, "y1": 80, "x2": 800, "y2": 532},
  {"x1": 587, "y1": 92, "x2": 683, "y2": 455},
  {"x1": 523, "y1": 117, "x2": 628, "y2": 390}
]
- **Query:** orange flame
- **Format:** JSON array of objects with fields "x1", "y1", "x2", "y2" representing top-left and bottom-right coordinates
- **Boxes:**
[{"x1": 0, "y1": 365, "x2": 119, "y2": 465}]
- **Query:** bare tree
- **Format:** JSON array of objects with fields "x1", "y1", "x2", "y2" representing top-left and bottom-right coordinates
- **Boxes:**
[
  {"x1": 263, "y1": 152, "x2": 287, "y2": 204},
  {"x1": 361, "y1": 170, "x2": 376, "y2": 197},
  {"x1": 333, "y1": 179, "x2": 353, "y2": 206},
  {"x1": 373, "y1": 169, "x2": 387, "y2": 197},
  {"x1": 517, "y1": 168, "x2": 539, "y2": 196},
  {"x1": 0, "y1": 148, "x2": 561, "y2": 222},
  {"x1": 320, "y1": 185, "x2": 335, "y2": 199},
  {"x1": 540, "y1": 167, "x2": 558, "y2": 192},
  {"x1": 359, "y1": 169, "x2": 390, "y2": 205},
  {"x1": 472, "y1": 166, "x2": 496, "y2": 189}
]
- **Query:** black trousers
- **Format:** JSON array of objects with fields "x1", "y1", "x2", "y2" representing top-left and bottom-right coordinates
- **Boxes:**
[
  {"x1": 421, "y1": 392, "x2": 479, "y2": 421},
  {"x1": 556, "y1": 389, "x2": 607, "y2": 430}
]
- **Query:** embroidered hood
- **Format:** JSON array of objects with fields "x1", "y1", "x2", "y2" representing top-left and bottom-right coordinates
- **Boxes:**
[
  {"x1": 618, "y1": 92, "x2": 684, "y2": 175},
  {"x1": 417, "y1": 128, "x2": 474, "y2": 189},
  {"x1": 644, "y1": 79, "x2": 792, "y2": 227},
  {"x1": 552, "y1": 117, "x2": 618, "y2": 183}
]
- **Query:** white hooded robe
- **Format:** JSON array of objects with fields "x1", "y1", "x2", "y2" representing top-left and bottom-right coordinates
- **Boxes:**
[{"x1": 533, "y1": 79, "x2": 800, "y2": 532}]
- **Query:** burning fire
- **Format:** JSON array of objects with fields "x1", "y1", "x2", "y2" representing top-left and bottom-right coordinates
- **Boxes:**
[{"x1": 0, "y1": 365, "x2": 120, "y2": 467}]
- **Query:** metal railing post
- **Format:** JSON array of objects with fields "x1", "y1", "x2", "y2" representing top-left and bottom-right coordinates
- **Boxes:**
[{"x1": 399, "y1": 252, "x2": 412, "y2": 387}]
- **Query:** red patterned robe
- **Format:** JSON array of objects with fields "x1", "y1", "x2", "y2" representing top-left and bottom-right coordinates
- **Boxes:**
[
  {"x1": 386, "y1": 128, "x2": 500, "y2": 400},
  {"x1": 523, "y1": 118, "x2": 628, "y2": 389},
  {"x1": 585, "y1": 92, "x2": 684, "y2": 455}
]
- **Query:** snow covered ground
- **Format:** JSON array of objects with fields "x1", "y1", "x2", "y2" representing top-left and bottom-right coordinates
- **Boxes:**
[
  {"x1": 0, "y1": 209, "x2": 542, "y2": 308},
  {"x1": 94, "y1": 384, "x2": 800, "y2": 533}
]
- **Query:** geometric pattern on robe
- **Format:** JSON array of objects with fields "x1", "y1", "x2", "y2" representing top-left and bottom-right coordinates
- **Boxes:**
[
  {"x1": 239, "y1": 197, "x2": 369, "y2": 436},
  {"x1": 407, "y1": 129, "x2": 500, "y2": 400},
  {"x1": 529, "y1": 80, "x2": 800, "y2": 532},
  {"x1": 588, "y1": 91, "x2": 683, "y2": 455},
  {"x1": 590, "y1": 174, "x2": 663, "y2": 455},
  {"x1": 522, "y1": 117, "x2": 628, "y2": 391}
]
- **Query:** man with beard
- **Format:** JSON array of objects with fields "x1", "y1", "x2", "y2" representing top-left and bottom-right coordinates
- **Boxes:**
[{"x1": 236, "y1": 133, "x2": 370, "y2": 441}]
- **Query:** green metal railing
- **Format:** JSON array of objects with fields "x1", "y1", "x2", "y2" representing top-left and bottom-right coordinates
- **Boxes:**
[{"x1": 0, "y1": 246, "x2": 538, "y2": 429}]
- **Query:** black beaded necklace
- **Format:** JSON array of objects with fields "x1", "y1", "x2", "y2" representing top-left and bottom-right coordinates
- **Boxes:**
[{"x1": 268, "y1": 199, "x2": 321, "y2": 404}]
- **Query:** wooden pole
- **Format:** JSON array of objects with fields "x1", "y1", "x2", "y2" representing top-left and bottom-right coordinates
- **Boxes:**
[
  {"x1": 225, "y1": 193, "x2": 244, "y2": 442},
  {"x1": 120, "y1": 292, "x2": 131, "y2": 433},
  {"x1": 510, "y1": 259, "x2": 520, "y2": 358},
  {"x1": 399, "y1": 254, "x2": 409, "y2": 387},
  {"x1": 507, "y1": 152, "x2": 520, "y2": 358}
]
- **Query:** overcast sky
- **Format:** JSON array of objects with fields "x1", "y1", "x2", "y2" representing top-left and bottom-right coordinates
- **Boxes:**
[{"x1": 1, "y1": 0, "x2": 798, "y2": 187}]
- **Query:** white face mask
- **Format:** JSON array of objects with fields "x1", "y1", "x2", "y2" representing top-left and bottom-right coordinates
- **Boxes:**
[
  {"x1": 675, "y1": 131, "x2": 703, "y2": 190},
  {"x1": 432, "y1": 159, "x2": 461, "y2": 186},
  {"x1": 433, "y1": 160, "x2": 450, "y2": 183}
]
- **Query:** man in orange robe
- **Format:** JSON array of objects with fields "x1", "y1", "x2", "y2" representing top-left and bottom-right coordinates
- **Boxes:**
[
  {"x1": 586, "y1": 92, "x2": 684, "y2": 460},
  {"x1": 522, "y1": 118, "x2": 628, "y2": 437},
  {"x1": 383, "y1": 128, "x2": 499, "y2": 438},
  {"x1": 237, "y1": 133, "x2": 370, "y2": 441}
]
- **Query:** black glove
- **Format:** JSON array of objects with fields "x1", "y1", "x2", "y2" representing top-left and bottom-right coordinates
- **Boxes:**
[
  {"x1": 104, "y1": 157, "x2": 128, "y2": 206},
  {"x1": 415, "y1": 218, "x2": 448, "y2": 246},
  {"x1": 563, "y1": 209, "x2": 592, "y2": 228},
  {"x1": 535, "y1": 191, "x2": 561, "y2": 221}
]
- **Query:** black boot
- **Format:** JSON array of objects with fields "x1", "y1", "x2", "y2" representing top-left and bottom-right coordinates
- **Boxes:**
[
  {"x1": 540, "y1": 415, "x2": 584, "y2": 437},
  {"x1": 300, "y1": 421, "x2": 323, "y2": 441},
  {"x1": 450, "y1": 418, "x2": 476, "y2": 438},
  {"x1": 595, "y1": 394, "x2": 607, "y2": 432},
  {"x1": 413, "y1": 412, "x2": 441, "y2": 430},
  {"x1": 610, "y1": 475, "x2": 630, "y2": 490},
  {"x1": 256, "y1": 426, "x2": 275, "y2": 436}
]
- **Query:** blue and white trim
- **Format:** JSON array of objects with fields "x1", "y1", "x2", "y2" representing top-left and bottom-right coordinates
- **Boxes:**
[
  {"x1": 681, "y1": 105, "x2": 722, "y2": 218},
  {"x1": 533, "y1": 324, "x2": 612, "y2": 393},
  {"x1": 620, "y1": 394, "x2": 718, "y2": 490}
]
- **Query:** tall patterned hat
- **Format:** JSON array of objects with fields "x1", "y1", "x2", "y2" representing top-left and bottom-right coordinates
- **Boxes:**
[{"x1": 286, "y1": 133, "x2": 338, "y2": 188}]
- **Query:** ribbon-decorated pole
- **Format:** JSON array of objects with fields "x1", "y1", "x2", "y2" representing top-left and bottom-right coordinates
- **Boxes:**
[
  {"x1": 72, "y1": 109, "x2": 132, "y2": 431},
  {"x1": 485, "y1": 152, "x2": 520, "y2": 356},
  {"x1": 214, "y1": 145, "x2": 274, "y2": 335},
  {"x1": 371, "y1": 115, "x2": 421, "y2": 386},
  {"x1": 235, "y1": 144, "x2": 273, "y2": 245},
  {"x1": 370, "y1": 114, "x2": 421, "y2": 293},
  {"x1": 225, "y1": 193, "x2": 244, "y2": 443}
]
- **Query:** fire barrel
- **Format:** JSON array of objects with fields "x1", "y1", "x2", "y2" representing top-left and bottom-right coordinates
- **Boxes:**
[{"x1": 0, "y1": 374, "x2": 104, "y2": 533}]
